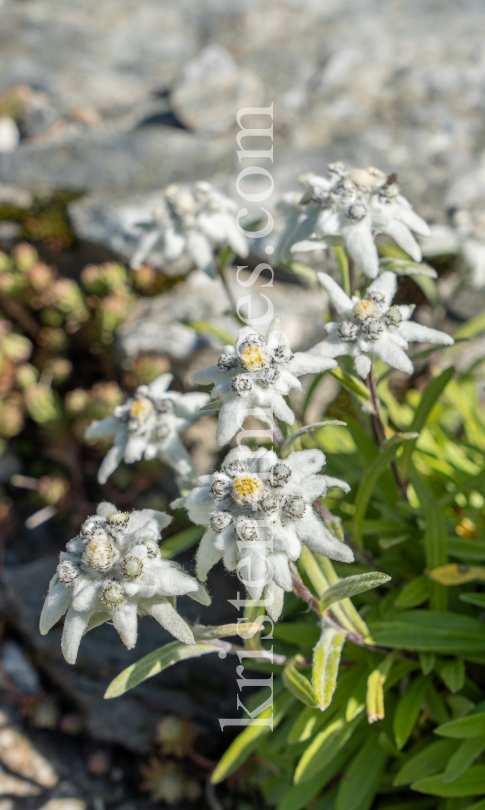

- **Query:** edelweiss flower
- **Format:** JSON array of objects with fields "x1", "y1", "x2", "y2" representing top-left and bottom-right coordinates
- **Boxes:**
[
  {"x1": 184, "y1": 446, "x2": 353, "y2": 621},
  {"x1": 420, "y1": 209, "x2": 485, "y2": 289},
  {"x1": 192, "y1": 317, "x2": 337, "y2": 446},
  {"x1": 313, "y1": 271, "x2": 454, "y2": 378},
  {"x1": 39, "y1": 503, "x2": 209, "y2": 663},
  {"x1": 130, "y1": 181, "x2": 248, "y2": 276},
  {"x1": 85, "y1": 373, "x2": 209, "y2": 483},
  {"x1": 276, "y1": 163, "x2": 431, "y2": 278}
]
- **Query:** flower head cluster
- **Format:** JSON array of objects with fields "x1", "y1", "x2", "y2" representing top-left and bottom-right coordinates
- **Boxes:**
[
  {"x1": 184, "y1": 446, "x2": 353, "y2": 621},
  {"x1": 277, "y1": 163, "x2": 431, "y2": 278},
  {"x1": 192, "y1": 318, "x2": 337, "y2": 445},
  {"x1": 40, "y1": 503, "x2": 209, "y2": 663},
  {"x1": 312, "y1": 271, "x2": 454, "y2": 378},
  {"x1": 421, "y1": 208, "x2": 485, "y2": 289},
  {"x1": 86, "y1": 373, "x2": 209, "y2": 483},
  {"x1": 130, "y1": 181, "x2": 249, "y2": 276}
]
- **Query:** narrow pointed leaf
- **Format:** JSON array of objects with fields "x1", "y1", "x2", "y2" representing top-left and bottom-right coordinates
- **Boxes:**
[
  {"x1": 393, "y1": 739, "x2": 458, "y2": 786},
  {"x1": 211, "y1": 692, "x2": 295, "y2": 784},
  {"x1": 367, "y1": 611, "x2": 485, "y2": 655},
  {"x1": 443, "y1": 736, "x2": 485, "y2": 784},
  {"x1": 423, "y1": 500, "x2": 448, "y2": 611},
  {"x1": 412, "y1": 765, "x2": 485, "y2": 797},
  {"x1": 288, "y1": 706, "x2": 322, "y2": 744},
  {"x1": 437, "y1": 658, "x2": 465, "y2": 693},
  {"x1": 419, "y1": 652, "x2": 436, "y2": 675},
  {"x1": 283, "y1": 659, "x2": 317, "y2": 708},
  {"x1": 394, "y1": 575, "x2": 431, "y2": 609},
  {"x1": 282, "y1": 420, "x2": 346, "y2": 454},
  {"x1": 394, "y1": 674, "x2": 430, "y2": 749},
  {"x1": 460, "y1": 592, "x2": 485, "y2": 608},
  {"x1": 312, "y1": 625, "x2": 346, "y2": 710},
  {"x1": 320, "y1": 572, "x2": 391, "y2": 609},
  {"x1": 329, "y1": 367, "x2": 371, "y2": 402},
  {"x1": 294, "y1": 713, "x2": 363, "y2": 785},
  {"x1": 161, "y1": 525, "x2": 204, "y2": 558},
  {"x1": 335, "y1": 733, "x2": 387, "y2": 810},
  {"x1": 301, "y1": 549, "x2": 369, "y2": 637},
  {"x1": 198, "y1": 398, "x2": 224, "y2": 413},
  {"x1": 105, "y1": 641, "x2": 218, "y2": 698},
  {"x1": 353, "y1": 434, "x2": 417, "y2": 547},
  {"x1": 435, "y1": 710, "x2": 485, "y2": 739},
  {"x1": 194, "y1": 622, "x2": 263, "y2": 640}
]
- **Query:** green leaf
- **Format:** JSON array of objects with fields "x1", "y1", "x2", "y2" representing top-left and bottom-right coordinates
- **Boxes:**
[
  {"x1": 286, "y1": 260, "x2": 318, "y2": 283},
  {"x1": 281, "y1": 420, "x2": 346, "y2": 454},
  {"x1": 435, "y1": 711, "x2": 485, "y2": 739},
  {"x1": 443, "y1": 736, "x2": 485, "y2": 784},
  {"x1": 437, "y1": 658, "x2": 465, "y2": 694},
  {"x1": 328, "y1": 367, "x2": 371, "y2": 402},
  {"x1": 423, "y1": 499, "x2": 449, "y2": 611},
  {"x1": 335, "y1": 734, "x2": 387, "y2": 810},
  {"x1": 379, "y1": 257, "x2": 438, "y2": 279},
  {"x1": 194, "y1": 622, "x2": 263, "y2": 640},
  {"x1": 400, "y1": 367, "x2": 455, "y2": 479},
  {"x1": 185, "y1": 319, "x2": 236, "y2": 344},
  {"x1": 273, "y1": 622, "x2": 320, "y2": 649},
  {"x1": 277, "y1": 749, "x2": 350, "y2": 810},
  {"x1": 283, "y1": 659, "x2": 317, "y2": 708},
  {"x1": 287, "y1": 706, "x2": 322, "y2": 744},
  {"x1": 454, "y1": 310, "x2": 485, "y2": 339},
  {"x1": 395, "y1": 576, "x2": 431, "y2": 609},
  {"x1": 425, "y1": 682, "x2": 451, "y2": 725},
  {"x1": 367, "y1": 611, "x2": 485, "y2": 655},
  {"x1": 352, "y1": 434, "x2": 418, "y2": 546},
  {"x1": 312, "y1": 624, "x2": 346, "y2": 710},
  {"x1": 335, "y1": 246, "x2": 351, "y2": 296},
  {"x1": 320, "y1": 572, "x2": 391, "y2": 610},
  {"x1": 460, "y1": 592, "x2": 485, "y2": 608},
  {"x1": 419, "y1": 652, "x2": 436, "y2": 676},
  {"x1": 412, "y1": 765, "x2": 485, "y2": 797},
  {"x1": 161, "y1": 525, "x2": 204, "y2": 558},
  {"x1": 198, "y1": 398, "x2": 223, "y2": 413},
  {"x1": 467, "y1": 799, "x2": 485, "y2": 810},
  {"x1": 294, "y1": 713, "x2": 363, "y2": 784},
  {"x1": 393, "y1": 739, "x2": 458, "y2": 786},
  {"x1": 210, "y1": 691, "x2": 295, "y2": 784},
  {"x1": 393, "y1": 674, "x2": 430, "y2": 749},
  {"x1": 105, "y1": 641, "x2": 218, "y2": 698},
  {"x1": 366, "y1": 653, "x2": 394, "y2": 723},
  {"x1": 300, "y1": 548, "x2": 369, "y2": 637}
]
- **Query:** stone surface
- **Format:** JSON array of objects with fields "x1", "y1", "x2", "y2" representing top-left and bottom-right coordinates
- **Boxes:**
[
  {"x1": 171, "y1": 44, "x2": 263, "y2": 134},
  {"x1": 0, "y1": 0, "x2": 483, "y2": 216},
  {"x1": 117, "y1": 267, "x2": 329, "y2": 365},
  {"x1": 1, "y1": 556, "x2": 245, "y2": 753},
  {"x1": 38, "y1": 801, "x2": 87, "y2": 810},
  {"x1": 0, "y1": 117, "x2": 19, "y2": 152}
]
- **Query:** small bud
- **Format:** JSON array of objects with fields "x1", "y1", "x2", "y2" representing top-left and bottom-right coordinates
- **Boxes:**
[
  {"x1": 210, "y1": 474, "x2": 232, "y2": 500},
  {"x1": 210, "y1": 511, "x2": 233, "y2": 533},
  {"x1": 100, "y1": 581, "x2": 125, "y2": 608},
  {"x1": 269, "y1": 463, "x2": 291, "y2": 487},
  {"x1": 122, "y1": 556, "x2": 144, "y2": 579},
  {"x1": 82, "y1": 535, "x2": 115, "y2": 571},
  {"x1": 231, "y1": 374, "x2": 253, "y2": 397},
  {"x1": 282, "y1": 495, "x2": 306, "y2": 519},
  {"x1": 235, "y1": 516, "x2": 259, "y2": 541},
  {"x1": 57, "y1": 560, "x2": 80, "y2": 584}
]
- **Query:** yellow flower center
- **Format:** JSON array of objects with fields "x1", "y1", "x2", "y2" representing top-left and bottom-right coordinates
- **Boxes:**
[
  {"x1": 353, "y1": 299, "x2": 380, "y2": 321},
  {"x1": 240, "y1": 345, "x2": 267, "y2": 372},
  {"x1": 232, "y1": 473, "x2": 266, "y2": 505},
  {"x1": 130, "y1": 397, "x2": 153, "y2": 421}
]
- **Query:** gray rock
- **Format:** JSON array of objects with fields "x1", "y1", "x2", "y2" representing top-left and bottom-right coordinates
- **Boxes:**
[
  {"x1": 171, "y1": 44, "x2": 263, "y2": 135},
  {"x1": 0, "y1": 640, "x2": 40, "y2": 694},
  {"x1": 0, "y1": 127, "x2": 235, "y2": 193},
  {"x1": 117, "y1": 267, "x2": 329, "y2": 364},
  {"x1": 0, "y1": 556, "x2": 242, "y2": 753}
]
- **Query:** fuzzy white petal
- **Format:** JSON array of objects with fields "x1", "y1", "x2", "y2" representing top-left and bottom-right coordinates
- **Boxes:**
[
  {"x1": 61, "y1": 607, "x2": 91, "y2": 664},
  {"x1": 148, "y1": 373, "x2": 174, "y2": 397},
  {"x1": 354, "y1": 353, "x2": 373, "y2": 378},
  {"x1": 288, "y1": 352, "x2": 337, "y2": 376},
  {"x1": 317, "y1": 273, "x2": 354, "y2": 318},
  {"x1": 381, "y1": 220, "x2": 422, "y2": 262},
  {"x1": 185, "y1": 486, "x2": 213, "y2": 526},
  {"x1": 264, "y1": 581, "x2": 285, "y2": 622},
  {"x1": 342, "y1": 219, "x2": 379, "y2": 278},
  {"x1": 147, "y1": 600, "x2": 195, "y2": 644},
  {"x1": 39, "y1": 578, "x2": 72, "y2": 634},
  {"x1": 285, "y1": 449, "x2": 325, "y2": 481},
  {"x1": 124, "y1": 435, "x2": 149, "y2": 464},
  {"x1": 369, "y1": 337, "x2": 414, "y2": 374},
  {"x1": 270, "y1": 553, "x2": 293, "y2": 591},
  {"x1": 367, "y1": 271, "x2": 398, "y2": 308},
  {"x1": 159, "y1": 436, "x2": 195, "y2": 477},
  {"x1": 111, "y1": 601, "x2": 139, "y2": 649},
  {"x1": 196, "y1": 529, "x2": 223, "y2": 580},
  {"x1": 298, "y1": 511, "x2": 354, "y2": 563},
  {"x1": 397, "y1": 321, "x2": 454, "y2": 346},
  {"x1": 98, "y1": 443, "x2": 125, "y2": 484},
  {"x1": 85, "y1": 417, "x2": 120, "y2": 441},
  {"x1": 216, "y1": 396, "x2": 252, "y2": 445}
]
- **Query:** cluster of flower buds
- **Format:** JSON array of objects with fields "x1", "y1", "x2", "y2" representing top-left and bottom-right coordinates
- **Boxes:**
[
  {"x1": 182, "y1": 446, "x2": 353, "y2": 620},
  {"x1": 276, "y1": 163, "x2": 431, "y2": 278},
  {"x1": 130, "y1": 181, "x2": 249, "y2": 275},
  {"x1": 192, "y1": 317, "x2": 336, "y2": 445},
  {"x1": 40, "y1": 503, "x2": 209, "y2": 663},
  {"x1": 85, "y1": 373, "x2": 209, "y2": 483}
]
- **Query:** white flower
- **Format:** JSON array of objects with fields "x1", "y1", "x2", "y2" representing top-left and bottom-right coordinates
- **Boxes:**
[
  {"x1": 184, "y1": 446, "x2": 353, "y2": 621},
  {"x1": 420, "y1": 210, "x2": 485, "y2": 289},
  {"x1": 312, "y1": 271, "x2": 454, "y2": 378},
  {"x1": 192, "y1": 317, "x2": 337, "y2": 446},
  {"x1": 85, "y1": 373, "x2": 209, "y2": 484},
  {"x1": 130, "y1": 181, "x2": 248, "y2": 276},
  {"x1": 276, "y1": 164, "x2": 431, "y2": 278},
  {"x1": 39, "y1": 503, "x2": 210, "y2": 663}
]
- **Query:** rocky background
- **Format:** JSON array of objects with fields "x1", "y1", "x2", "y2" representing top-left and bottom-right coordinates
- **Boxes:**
[{"x1": 0, "y1": 0, "x2": 484, "y2": 808}]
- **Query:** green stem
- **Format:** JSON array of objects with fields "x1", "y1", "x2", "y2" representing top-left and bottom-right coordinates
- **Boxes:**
[{"x1": 335, "y1": 247, "x2": 351, "y2": 297}]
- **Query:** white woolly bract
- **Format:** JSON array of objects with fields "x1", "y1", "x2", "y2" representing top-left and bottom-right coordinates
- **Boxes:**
[
  {"x1": 185, "y1": 446, "x2": 353, "y2": 619},
  {"x1": 39, "y1": 503, "x2": 209, "y2": 664}
]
